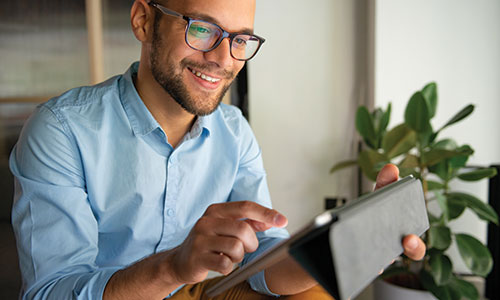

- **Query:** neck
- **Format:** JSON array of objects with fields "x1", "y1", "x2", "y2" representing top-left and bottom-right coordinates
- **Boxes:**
[{"x1": 135, "y1": 62, "x2": 195, "y2": 149}]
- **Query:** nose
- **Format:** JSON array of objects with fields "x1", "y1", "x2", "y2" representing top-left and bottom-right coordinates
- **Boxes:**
[{"x1": 203, "y1": 37, "x2": 234, "y2": 69}]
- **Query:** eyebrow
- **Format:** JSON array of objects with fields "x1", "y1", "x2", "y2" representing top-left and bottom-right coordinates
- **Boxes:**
[{"x1": 185, "y1": 12, "x2": 255, "y2": 35}]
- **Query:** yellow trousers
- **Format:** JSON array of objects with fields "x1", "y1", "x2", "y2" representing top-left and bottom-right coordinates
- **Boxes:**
[{"x1": 170, "y1": 276, "x2": 334, "y2": 300}]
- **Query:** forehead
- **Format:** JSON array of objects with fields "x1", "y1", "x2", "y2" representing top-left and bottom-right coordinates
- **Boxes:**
[{"x1": 169, "y1": 0, "x2": 256, "y2": 32}]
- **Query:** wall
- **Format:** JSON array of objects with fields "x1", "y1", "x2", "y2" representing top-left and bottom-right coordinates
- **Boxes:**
[
  {"x1": 248, "y1": 0, "x2": 367, "y2": 233},
  {"x1": 375, "y1": 0, "x2": 500, "y2": 273}
]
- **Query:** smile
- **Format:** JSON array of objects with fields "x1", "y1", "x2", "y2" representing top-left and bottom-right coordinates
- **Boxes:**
[{"x1": 189, "y1": 68, "x2": 221, "y2": 83}]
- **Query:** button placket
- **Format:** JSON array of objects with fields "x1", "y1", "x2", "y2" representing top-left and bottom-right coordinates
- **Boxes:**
[{"x1": 158, "y1": 155, "x2": 180, "y2": 250}]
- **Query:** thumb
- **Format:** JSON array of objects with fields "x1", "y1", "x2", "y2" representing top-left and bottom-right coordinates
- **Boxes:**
[{"x1": 375, "y1": 164, "x2": 399, "y2": 190}]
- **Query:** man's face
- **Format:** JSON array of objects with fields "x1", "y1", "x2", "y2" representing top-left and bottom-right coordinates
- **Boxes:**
[{"x1": 149, "y1": 0, "x2": 256, "y2": 116}]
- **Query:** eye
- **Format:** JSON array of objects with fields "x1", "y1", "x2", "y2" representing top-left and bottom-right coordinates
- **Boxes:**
[
  {"x1": 189, "y1": 23, "x2": 213, "y2": 38},
  {"x1": 233, "y1": 36, "x2": 251, "y2": 49},
  {"x1": 234, "y1": 37, "x2": 247, "y2": 46}
]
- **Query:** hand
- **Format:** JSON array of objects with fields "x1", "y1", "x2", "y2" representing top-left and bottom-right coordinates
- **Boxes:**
[
  {"x1": 375, "y1": 164, "x2": 426, "y2": 261},
  {"x1": 168, "y1": 201, "x2": 288, "y2": 285}
]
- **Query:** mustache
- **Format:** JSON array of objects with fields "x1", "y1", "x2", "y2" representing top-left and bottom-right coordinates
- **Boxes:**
[{"x1": 181, "y1": 59, "x2": 235, "y2": 79}]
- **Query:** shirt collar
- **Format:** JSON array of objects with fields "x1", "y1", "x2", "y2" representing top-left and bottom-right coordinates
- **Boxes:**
[
  {"x1": 119, "y1": 62, "x2": 160, "y2": 136},
  {"x1": 119, "y1": 62, "x2": 213, "y2": 138}
]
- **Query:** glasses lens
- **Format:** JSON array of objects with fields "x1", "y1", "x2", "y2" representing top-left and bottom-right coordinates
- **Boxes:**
[
  {"x1": 231, "y1": 35, "x2": 261, "y2": 60},
  {"x1": 186, "y1": 21, "x2": 222, "y2": 51}
]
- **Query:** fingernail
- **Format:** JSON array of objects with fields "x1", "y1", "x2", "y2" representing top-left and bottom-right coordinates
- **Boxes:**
[
  {"x1": 274, "y1": 214, "x2": 287, "y2": 226},
  {"x1": 407, "y1": 237, "x2": 418, "y2": 250}
]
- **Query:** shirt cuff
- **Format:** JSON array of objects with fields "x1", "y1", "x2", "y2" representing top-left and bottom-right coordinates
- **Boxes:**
[
  {"x1": 248, "y1": 269, "x2": 281, "y2": 297},
  {"x1": 95, "y1": 267, "x2": 123, "y2": 299},
  {"x1": 244, "y1": 236, "x2": 286, "y2": 297},
  {"x1": 22, "y1": 266, "x2": 121, "y2": 299}
]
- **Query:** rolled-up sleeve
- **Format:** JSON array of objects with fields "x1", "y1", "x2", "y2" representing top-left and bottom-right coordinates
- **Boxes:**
[
  {"x1": 228, "y1": 116, "x2": 289, "y2": 296},
  {"x1": 10, "y1": 105, "x2": 118, "y2": 299}
]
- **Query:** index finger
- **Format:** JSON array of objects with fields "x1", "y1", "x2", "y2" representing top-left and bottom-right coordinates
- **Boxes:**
[{"x1": 204, "y1": 201, "x2": 288, "y2": 229}]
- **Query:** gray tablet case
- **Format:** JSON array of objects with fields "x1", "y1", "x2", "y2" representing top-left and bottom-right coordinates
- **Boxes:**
[{"x1": 206, "y1": 176, "x2": 429, "y2": 299}]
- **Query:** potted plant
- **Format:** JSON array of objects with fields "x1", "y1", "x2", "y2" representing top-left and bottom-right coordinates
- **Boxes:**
[{"x1": 330, "y1": 82, "x2": 498, "y2": 300}]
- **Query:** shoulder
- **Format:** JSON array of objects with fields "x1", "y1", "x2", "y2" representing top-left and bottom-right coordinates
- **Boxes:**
[
  {"x1": 41, "y1": 75, "x2": 121, "y2": 119},
  {"x1": 213, "y1": 103, "x2": 250, "y2": 138},
  {"x1": 210, "y1": 104, "x2": 262, "y2": 163}
]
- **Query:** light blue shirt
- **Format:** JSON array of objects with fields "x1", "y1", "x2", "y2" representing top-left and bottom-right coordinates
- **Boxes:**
[{"x1": 10, "y1": 62, "x2": 289, "y2": 299}]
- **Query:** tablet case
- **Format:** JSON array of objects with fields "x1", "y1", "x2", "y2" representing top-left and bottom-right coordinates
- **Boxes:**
[
  {"x1": 205, "y1": 176, "x2": 428, "y2": 299},
  {"x1": 289, "y1": 176, "x2": 428, "y2": 300}
]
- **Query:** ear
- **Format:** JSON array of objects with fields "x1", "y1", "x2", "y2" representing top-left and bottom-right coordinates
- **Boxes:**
[{"x1": 131, "y1": 0, "x2": 155, "y2": 42}]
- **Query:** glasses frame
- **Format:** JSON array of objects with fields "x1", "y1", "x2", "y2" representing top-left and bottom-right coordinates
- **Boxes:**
[{"x1": 148, "y1": 1, "x2": 265, "y2": 61}]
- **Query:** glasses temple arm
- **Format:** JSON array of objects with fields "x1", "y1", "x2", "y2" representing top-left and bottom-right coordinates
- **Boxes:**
[{"x1": 149, "y1": 2, "x2": 185, "y2": 20}]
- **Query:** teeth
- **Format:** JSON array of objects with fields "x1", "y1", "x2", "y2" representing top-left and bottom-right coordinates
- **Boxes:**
[{"x1": 191, "y1": 68, "x2": 220, "y2": 83}]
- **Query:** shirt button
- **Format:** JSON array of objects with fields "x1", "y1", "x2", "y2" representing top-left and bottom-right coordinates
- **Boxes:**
[{"x1": 167, "y1": 208, "x2": 175, "y2": 217}]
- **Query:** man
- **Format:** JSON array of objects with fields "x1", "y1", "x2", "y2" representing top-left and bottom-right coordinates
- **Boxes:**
[{"x1": 10, "y1": 0, "x2": 425, "y2": 299}]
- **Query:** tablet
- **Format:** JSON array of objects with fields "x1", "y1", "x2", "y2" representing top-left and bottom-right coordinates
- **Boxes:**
[{"x1": 206, "y1": 176, "x2": 428, "y2": 299}]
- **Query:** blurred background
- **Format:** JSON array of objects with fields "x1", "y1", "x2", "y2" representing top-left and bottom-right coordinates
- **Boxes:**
[
  {"x1": 0, "y1": 0, "x2": 499, "y2": 299},
  {"x1": 0, "y1": 0, "x2": 139, "y2": 298}
]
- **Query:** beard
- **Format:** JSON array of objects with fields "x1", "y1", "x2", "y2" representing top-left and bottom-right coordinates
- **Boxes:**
[{"x1": 150, "y1": 16, "x2": 235, "y2": 116}]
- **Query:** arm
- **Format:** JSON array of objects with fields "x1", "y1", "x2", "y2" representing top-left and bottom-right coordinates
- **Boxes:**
[
  {"x1": 11, "y1": 106, "x2": 120, "y2": 299},
  {"x1": 103, "y1": 201, "x2": 288, "y2": 299}
]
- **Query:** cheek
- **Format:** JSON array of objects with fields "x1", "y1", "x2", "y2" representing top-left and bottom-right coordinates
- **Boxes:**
[
  {"x1": 154, "y1": 29, "x2": 194, "y2": 67},
  {"x1": 232, "y1": 61, "x2": 245, "y2": 78}
]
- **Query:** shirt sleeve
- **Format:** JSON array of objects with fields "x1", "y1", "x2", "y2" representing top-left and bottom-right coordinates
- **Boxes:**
[
  {"x1": 227, "y1": 114, "x2": 289, "y2": 297},
  {"x1": 10, "y1": 105, "x2": 119, "y2": 299}
]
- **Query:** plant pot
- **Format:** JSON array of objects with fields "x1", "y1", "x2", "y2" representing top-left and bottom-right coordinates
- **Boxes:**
[{"x1": 373, "y1": 279, "x2": 436, "y2": 300}]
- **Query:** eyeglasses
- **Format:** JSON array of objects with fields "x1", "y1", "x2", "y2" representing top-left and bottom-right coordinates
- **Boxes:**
[{"x1": 148, "y1": 1, "x2": 265, "y2": 61}]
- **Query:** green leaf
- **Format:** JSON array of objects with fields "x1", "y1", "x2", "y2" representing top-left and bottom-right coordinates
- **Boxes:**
[
  {"x1": 429, "y1": 160, "x2": 452, "y2": 182},
  {"x1": 435, "y1": 191, "x2": 449, "y2": 221},
  {"x1": 378, "y1": 266, "x2": 412, "y2": 280},
  {"x1": 373, "y1": 161, "x2": 387, "y2": 172},
  {"x1": 420, "y1": 269, "x2": 453, "y2": 300},
  {"x1": 422, "y1": 82, "x2": 438, "y2": 119},
  {"x1": 405, "y1": 91, "x2": 433, "y2": 133},
  {"x1": 448, "y1": 276, "x2": 479, "y2": 300},
  {"x1": 426, "y1": 247, "x2": 444, "y2": 257},
  {"x1": 449, "y1": 145, "x2": 473, "y2": 169},
  {"x1": 378, "y1": 103, "x2": 391, "y2": 137},
  {"x1": 447, "y1": 286, "x2": 463, "y2": 300},
  {"x1": 427, "y1": 143, "x2": 473, "y2": 181},
  {"x1": 429, "y1": 253, "x2": 453, "y2": 285},
  {"x1": 418, "y1": 129, "x2": 435, "y2": 148},
  {"x1": 448, "y1": 192, "x2": 499, "y2": 225},
  {"x1": 429, "y1": 131, "x2": 439, "y2": 144},
  {"x1": 433, "y1": 139, "x2": 458, "y2": 151},
  {"x1": 422, "y1": 148, "x2": 473, "y2": 167},
  {"x1": 457, "y1": 168, "x2": 498, "y2": 181},
  {"x1": 427, "y1": 180, "x2": 445, "y2": 191},
  {"x1": 382, "y1": 123, "x2": 417, "y2": 158},
  {"x1": 446, "y1": 194, "x2": 466, "y2": 220},
  {"x1": 399, "y1": 154, "x2": 419, "y2": 169},
  {"x1": 330, "y1": 160, "x2": 358, "y2": 174},
  {"x1": 428, "y1": 212, "x2": 442, "y2": 225},
  {"x1": 356, "y1": 106, "x2": 377, "y2": 148},
  {"x1": 423, "y1": 250, "x2": 480, "y2": 299},
  {"x1": 455, "y1": 233, "x2": 493, "y2": 277},
  {"x1": 428, "y1": 225, "x2": 452, "y2": 250},
  {"x1": 372, "y1": 108, "x2": 384, "y2": 148},
  {"x1": 358, "y1": 149, "x2": 388, "y2": 182},
  {"x1": 438, "y1": 104, "x2": 475, "y2": 132},
  {"x1": 399, "y1": 167, "x2": 419, "y2": 179}
]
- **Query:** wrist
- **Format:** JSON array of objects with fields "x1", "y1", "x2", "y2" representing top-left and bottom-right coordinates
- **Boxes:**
[
  {"x1": 103, "y1": 250, "x2": 184, "y2": 300},
  {"x1": 155, "y1": 247, "x2": 184, "y2": 288}
]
